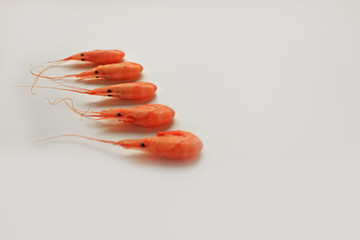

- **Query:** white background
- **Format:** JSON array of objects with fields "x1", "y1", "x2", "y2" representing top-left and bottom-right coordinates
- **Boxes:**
[{"x1": 1, "y1": 0, "x2": 360, "y2": 239}]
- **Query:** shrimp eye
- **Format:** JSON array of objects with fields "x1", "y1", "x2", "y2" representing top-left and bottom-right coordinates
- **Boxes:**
[
  {"x1": 95, "y1": 70, "x2": 99, "y2": 74},
  {"x1": 117, "y1": 112, "x2": 122, "y2": 117},
  {"x1": 81, "y1": 53, "x2": 84, "y2": 56},
  {"x1": 81, "y1": 58, "x2": 85, "y2": 61},
  {"x1": 140, "y1": 143, "x2": 146, "y2": 148},
  {"x1": 107, "y1": 89, "x2": 111, "y2": 93}
]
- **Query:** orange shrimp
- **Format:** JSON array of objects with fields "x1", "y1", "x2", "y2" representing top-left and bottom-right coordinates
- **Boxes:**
[
  {"x1": 31, "y1": 49, "x2": 125, "y2": 94},
  {"x1": 51, "y1": 99, "x2": 175, "y2": 127},
  {"x1": 43, "y1": 131, "x2": 203, "y2": 159},
  {"x1": 32, "y1": 62, "x2": 143, "y2": 81},
  {"x1": 64, "y1": 49, "x2": 125, "y2": 65},
  {"x1": 32, "y1": 82, "x2": 157, "y2": 100},
  {"x1": 46, "y1": 49, "x2": 125, "y2": 65}
]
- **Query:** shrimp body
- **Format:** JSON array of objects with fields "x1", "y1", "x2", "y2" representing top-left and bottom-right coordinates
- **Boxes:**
[
  {"x1": 67, "y1": 49, "x2": 125, "y2": 64},
  {"x1": 97, "y1": 104, "x2": 175, "y2": 127},
  {"x1": 118, "y1": 130, "x2": 203, "y2": 159},
  {"x1": 77, "y1": 62, "x2": 143, "y2": 81}
]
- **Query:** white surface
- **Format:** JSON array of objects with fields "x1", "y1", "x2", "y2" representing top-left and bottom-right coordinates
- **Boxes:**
[{"x1": 1, "y1": 0, "x2": 360, "y2": 239}]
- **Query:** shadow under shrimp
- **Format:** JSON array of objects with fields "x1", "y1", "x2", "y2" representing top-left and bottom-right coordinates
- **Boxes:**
[
  {"x1": 59, "y1": 62, "x2": 99, "y2": 70},
  {"x1": 94, "y1": 119, "x2": 174, "y2": 134},
  {"x1": 128, "y1": 152, "x2": 202, "y2": 167},
  {"x1": 79, "y1": 75, "x2": 143, "y2": 85},
  {"x1": 88, "y1": 95, "x2": 157, "y2": 107}
]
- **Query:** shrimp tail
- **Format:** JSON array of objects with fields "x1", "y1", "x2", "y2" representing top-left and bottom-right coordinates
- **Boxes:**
[{"x1": 39, "y1": 134, "x2": 118, "y2": 145}]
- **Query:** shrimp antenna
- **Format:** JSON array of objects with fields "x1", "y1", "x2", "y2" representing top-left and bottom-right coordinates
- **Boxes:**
[
  {"x1": 30, "y1": 60, "x2": 69, "y2": 95},
  {"x1": 30, "y1": 64, "x2": 78, "y2": 81},
  {"x1": 39, "y1": 134, "x2": 118, "y2": 145},
  {"x1": 47, "y1": 97, "x2": 96, "y2": 117},
  {"x1": 17, "y1": 84, "x2": 88, "y2": 95},
  {"x1": 20, "y1": 80, "x2": 90, "y2": 94},
  {"x1": 54, "y1": 81, "x2": 89, "y2": 91}
]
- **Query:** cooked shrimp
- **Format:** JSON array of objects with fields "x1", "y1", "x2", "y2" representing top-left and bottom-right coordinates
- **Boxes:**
[
  {"x1": 42, "y1": 131, "x2": 203, "y2": 159},
  {"x1": 47, "y1": 49, "x2": 125, "y2": 65},
  {"x1": 50, "y1": 98, "x2": 175, "y2": 127},
  {"x1": 32, "y1": 82, "x2": 157, "y2": 100},
  {"x1": 64, "y1": 49, "x2": 125, "y2": 65},
  {"x1": 31, "y1": 49, "x2": 125, "y2": 94},
  {"x1": 31, "y1": 62, "x2": 143, "y2": 82}
]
